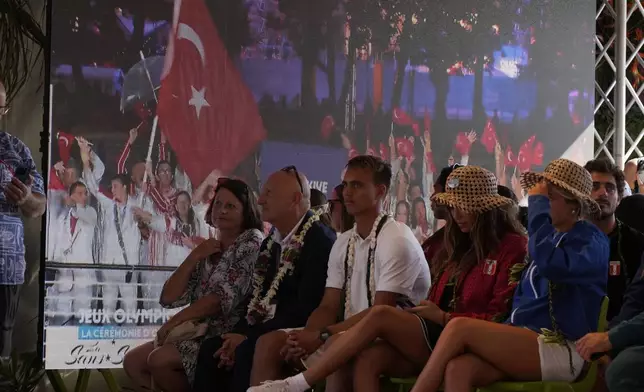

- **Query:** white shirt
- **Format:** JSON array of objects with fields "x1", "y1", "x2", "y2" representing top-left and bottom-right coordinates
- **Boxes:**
[
  {"x1": 48, "y1": 205, "x2": 97, "y2": 264},
  {"x1": 326, "y1": 219, "x2": 431, "y2": 314},
  {"x1": 84, "y1": 168, "x2": 152, "y2": 265}
]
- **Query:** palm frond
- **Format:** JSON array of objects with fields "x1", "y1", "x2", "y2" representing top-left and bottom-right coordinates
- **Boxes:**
[{"x1": 0, "y1": 0, "x2": 47, "y2": 103}]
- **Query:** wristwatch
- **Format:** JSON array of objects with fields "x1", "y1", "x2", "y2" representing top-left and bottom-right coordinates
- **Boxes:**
[{"x1": 319, "y1": 328, "x2": 332, "y2": 342}]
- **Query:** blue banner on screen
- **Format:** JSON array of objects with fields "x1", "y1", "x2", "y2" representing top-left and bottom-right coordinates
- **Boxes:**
[{"x1": 260, "y1": 141, "x2": 347, "y2": 197}]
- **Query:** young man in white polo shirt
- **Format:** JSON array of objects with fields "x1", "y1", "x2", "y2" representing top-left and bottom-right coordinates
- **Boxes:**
[{"x1": 249, "y1": 155, "x2": 431, "y2": 392}]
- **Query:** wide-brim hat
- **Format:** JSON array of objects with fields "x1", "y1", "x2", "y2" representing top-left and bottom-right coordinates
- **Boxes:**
[
  {"x1": 520, "y1": 158, "x2": 600, "y2": 217},
  {"x1": 431, "y1": 166, "x2": 514, "y2": 214}
]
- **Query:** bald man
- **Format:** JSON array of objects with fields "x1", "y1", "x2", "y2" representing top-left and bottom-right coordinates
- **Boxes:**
[
  {"x1": 192, "y1": 166, "x2": 337, "y2": 392},
  {"x1": 0, "y1": 79, "x2": 46, "y2": 357}
]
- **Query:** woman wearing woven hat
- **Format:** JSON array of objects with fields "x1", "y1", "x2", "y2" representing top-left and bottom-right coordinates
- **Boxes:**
[
  {"x1": 247, "y1": 166, "x2": 528, "y2": 392},
  {"x1": 409, "y1": 158, "x2": 609, "y2": 392}
]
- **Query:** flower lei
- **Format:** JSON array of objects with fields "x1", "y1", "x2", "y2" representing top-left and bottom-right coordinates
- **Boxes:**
[
  {"x1": 246, "y1": 212, "x2": 321, "y2": 325},
  {"x1": 344, "y1": 212, "x2": 388, "y2": 320}
]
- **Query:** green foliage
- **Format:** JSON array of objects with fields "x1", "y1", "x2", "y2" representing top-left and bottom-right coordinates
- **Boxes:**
[{"x1": 0, "y1": 351, "x2": 45, "y2": 392}]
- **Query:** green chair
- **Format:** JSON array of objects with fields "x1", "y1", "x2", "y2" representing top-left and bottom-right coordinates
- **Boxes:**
[
  {"x1": 387, "y1": 377, "x2": 419, "y2": 392},
  {"x1": 477, "y1": 296, "x2": 609, "y2": 392},
  {"x1": 388, "y1": 297, "x2": 609, "y2": 392}
]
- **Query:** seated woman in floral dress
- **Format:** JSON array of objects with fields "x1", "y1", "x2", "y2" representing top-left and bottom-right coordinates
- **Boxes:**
[
  {"x1": 249, "y1": 166, "x2": 527, "y2": 392},
  {"x1": 123, "y1": 178, "x2": 264, "y2": 392},
  {"x1": 409, "y1": 159, "x2": 609, "y2": 392}
]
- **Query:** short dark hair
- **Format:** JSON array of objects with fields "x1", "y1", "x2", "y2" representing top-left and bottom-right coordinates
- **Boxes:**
[
  {"x1": 584, "y1": 158, "x2": 626, "y2": 198},
  {"x1": 310, "y1": 189, "x2": 327, "y2": 208},
  {"x1": 616, "y1": 194, "x2": 644, "y2": 233},
  {"x1": 329, "y1": 184, "x2": 355, "y2": 232},
  {"x1": 346, "y1": 155, "x2": 392, "y2": 189},
  {"x1": 156, "y1": 160, "x2": 173, "y2": 172},
  {"x1": 111, "y1": 173, "x2": 131, "y2": 187},
  {"x1": 435, "y1": 164, "x2": 464, "y2": 191},
  {"x1": 497, "y1": 185, "x2": 518, "y2": 203},
  {"x1": 207, "y1": 178, "x2": 263, "y2": 232},
  {"x1": 68, "y1": 181, "x2": 86, "y2": 195}
]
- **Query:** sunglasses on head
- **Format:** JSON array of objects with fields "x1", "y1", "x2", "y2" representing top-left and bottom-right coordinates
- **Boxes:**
[{"x1": 281, "y1": 165, "x2": 304, "y2": 193}]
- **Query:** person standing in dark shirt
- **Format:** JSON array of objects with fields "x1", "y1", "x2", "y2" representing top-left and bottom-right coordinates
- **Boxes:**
[{"x1": 585, "y1": 158, "x2": 644, "y2": 321}]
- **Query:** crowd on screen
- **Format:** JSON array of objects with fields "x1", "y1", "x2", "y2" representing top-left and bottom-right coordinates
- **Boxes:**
[{"x1": 96, "y1": 150, "x2": 642, "y2": 392}]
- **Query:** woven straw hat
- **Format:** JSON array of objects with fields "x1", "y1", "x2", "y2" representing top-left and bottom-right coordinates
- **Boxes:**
[
  {"x1": 431, "y1": 166, "x2": 513, "y2": 213},
  {"x1": 520, "y1": 158, "x2": 600, "y2": 217}
]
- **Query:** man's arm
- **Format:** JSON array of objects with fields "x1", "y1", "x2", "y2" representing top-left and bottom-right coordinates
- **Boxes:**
[
  {"x1": 326, "y1": 291, "x2": 399, "y2": 335},
  {"x1": 610, "y1": 254, "x2": 644, "y2": 328},
  {"x1": 304, "y1": 288, "x2": 343, "y2": 331},
  {"x1": 609, "y1": 310, "x2": 644, "y2": 354}
]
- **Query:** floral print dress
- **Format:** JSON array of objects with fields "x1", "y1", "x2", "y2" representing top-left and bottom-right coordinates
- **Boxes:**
[{"x1": 161, "y1": 228, "x2": 264, "y2": 384}]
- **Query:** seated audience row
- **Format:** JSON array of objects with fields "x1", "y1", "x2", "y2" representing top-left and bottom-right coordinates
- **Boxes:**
[{"x1": 121, "y1": 155, "x2": 644, "y2": 392}]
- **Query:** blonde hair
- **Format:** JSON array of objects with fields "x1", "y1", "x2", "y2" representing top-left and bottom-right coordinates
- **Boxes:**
[{"x1": 548, "y1": 183, "x2": 588, "y2": 219}]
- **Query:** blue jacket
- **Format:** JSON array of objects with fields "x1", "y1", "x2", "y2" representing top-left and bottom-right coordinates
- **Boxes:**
[{"x1": 508, "y1": 195, "x2": 609, "y2": 341}]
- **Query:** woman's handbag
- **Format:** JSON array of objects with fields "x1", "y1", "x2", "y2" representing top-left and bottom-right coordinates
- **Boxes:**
[{"x1": 154, "y1": 320, "x2": 208, "y2": 348}]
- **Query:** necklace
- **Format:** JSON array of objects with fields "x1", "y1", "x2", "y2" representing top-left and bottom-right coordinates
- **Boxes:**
[
  {"x1": 246, "y1": 212, "x2": 321, "y2": 325},
  {"x1": 343, "y1": 213, "x2": 388, "y2": 319}
]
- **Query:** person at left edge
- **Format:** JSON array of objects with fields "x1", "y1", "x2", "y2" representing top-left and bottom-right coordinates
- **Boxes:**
[
  {"x1": 192, "y1": 167, "x2": 336, "y2": 392},
  {"x1": 0, "y1": 78, "x2": 47, "y2": 357}
]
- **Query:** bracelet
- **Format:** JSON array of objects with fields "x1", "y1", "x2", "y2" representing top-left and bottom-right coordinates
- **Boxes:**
[{"x1": 442, "y1": 312, "x2": 450, "y2": 326}]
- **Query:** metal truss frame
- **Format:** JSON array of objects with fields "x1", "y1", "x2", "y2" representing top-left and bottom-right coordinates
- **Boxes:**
[{"x1": 595, "y1": 0, "x2": 644, "y2": 167}]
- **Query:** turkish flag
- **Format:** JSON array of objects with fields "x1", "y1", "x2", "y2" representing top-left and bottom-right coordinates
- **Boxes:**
[
  {"x1": 532, "y1": 141, "x2": 544, "y2": 166},
  {"x1": 57, "y1": 131, "x2": 75, "y2": 164},
  {"x1": 517, "y1": 135, "x2": 536, "y2": 172},
  {"x1": 505, "y1": 145, "x2": 517, "y2": 167},
  {"x1": 392, "y1": 108, "x2": 416, "y2": 126},
  {"x1": 320, "y1": 115, "x2": 335, "y2": 140},
  {"x1": 158, "y1": 0, "x2": 266, "y2": 186},
  {"x1": 481, "y1": 119, "x2": 498, "y2": 153},
  {"x1": 455, "y1": 132, "x2": 471, "y2": 156}
]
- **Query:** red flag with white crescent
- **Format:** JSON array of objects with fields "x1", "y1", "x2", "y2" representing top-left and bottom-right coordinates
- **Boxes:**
[
  {"x1": 455, "y1": 132, "x2": 471, "y2": 156},
  {"x1": 505, "y1": 145, "x2": 517, "y2": 167},
  {"x1": 517, "y1": 135, "x2": 536, "y2": 172},
  {"x1": 532, "y1": 141, "x2": 544, "y2": 166},
  {"x1": 481, "y1": 119, "x2": 498, "y2": 154},
  {"x1": 392, "y1": 107, "x2": 415, "y2": 126},
  {"x1": 158, "y1": 0, "x2": 266, "y2": 186}
]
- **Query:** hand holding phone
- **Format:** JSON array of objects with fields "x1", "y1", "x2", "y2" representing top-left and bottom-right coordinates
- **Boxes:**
[{"x1": 13, "y1": 166, "x2": 30, "y2": 184}]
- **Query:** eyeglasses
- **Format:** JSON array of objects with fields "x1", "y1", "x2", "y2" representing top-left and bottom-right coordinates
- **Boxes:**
[
  {"x1": 281, "y1": 165, "x2": 304, "y2": 193},
  {"x1": 0, "y1": 106, "x2": 9, "y2": 116}
]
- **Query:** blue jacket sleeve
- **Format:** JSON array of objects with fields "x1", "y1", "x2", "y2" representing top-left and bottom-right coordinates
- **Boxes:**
[
  {"x1": 527, "y1": 195, "x2": 609, "y2": 285},
  {"x1": 610, "y1": 256, "x2": 644, "y2": 328},
  {"x1": 609, "y1": 310, "x2": 644, "y2": 354}
]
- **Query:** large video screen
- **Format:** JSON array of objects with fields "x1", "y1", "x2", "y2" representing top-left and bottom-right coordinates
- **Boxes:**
[{"x1": 44, "y1": 0, "x2": 595, "y2": 368}]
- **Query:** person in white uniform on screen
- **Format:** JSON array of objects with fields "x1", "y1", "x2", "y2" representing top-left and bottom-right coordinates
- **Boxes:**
[
  {"x1": 47, "y1": 181, "x2": 97, "y2": 322},
  {"x1": 84, "y1": 145, "x2": 150, "y2": 316}
]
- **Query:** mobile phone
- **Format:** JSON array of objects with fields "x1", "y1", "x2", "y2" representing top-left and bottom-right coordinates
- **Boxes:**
[
  {"x1": 14, "y1": 167, "x2": 30, "y2": 184},
  {"x1": 397, "y1": 298, "x2": 416, "y2": 309}
]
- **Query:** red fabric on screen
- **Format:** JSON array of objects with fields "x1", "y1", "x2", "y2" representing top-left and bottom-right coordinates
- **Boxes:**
[{"x1": 158, "y1": 0, "x2": 266, "y2": 186}]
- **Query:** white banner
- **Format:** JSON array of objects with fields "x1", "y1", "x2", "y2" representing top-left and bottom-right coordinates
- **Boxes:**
[{"x1": 43, "y1": 266, "x2": 181, "y2": 369}]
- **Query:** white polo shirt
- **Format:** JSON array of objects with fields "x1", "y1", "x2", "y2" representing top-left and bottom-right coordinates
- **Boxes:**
[{"x1": 326, "y1": 219, "x2": 431, "y2": 315}]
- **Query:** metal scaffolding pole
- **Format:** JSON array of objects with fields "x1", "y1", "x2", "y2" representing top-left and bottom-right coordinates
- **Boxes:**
[{"x1": 614, "y1": 0, "x2": 627, "y2": 168}]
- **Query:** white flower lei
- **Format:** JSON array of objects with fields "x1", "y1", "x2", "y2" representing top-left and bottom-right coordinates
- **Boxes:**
[
  {"x1": 246, "y1": 212, "x2": 321, "y2": 323},
  {"x1": 344, "y1": 212, "x2": 388, "y2": 320}
]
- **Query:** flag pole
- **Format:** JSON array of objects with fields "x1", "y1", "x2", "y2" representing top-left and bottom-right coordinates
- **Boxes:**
[{"x1": 138, "y1": 51, "x2": 160, "y2": 206}]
